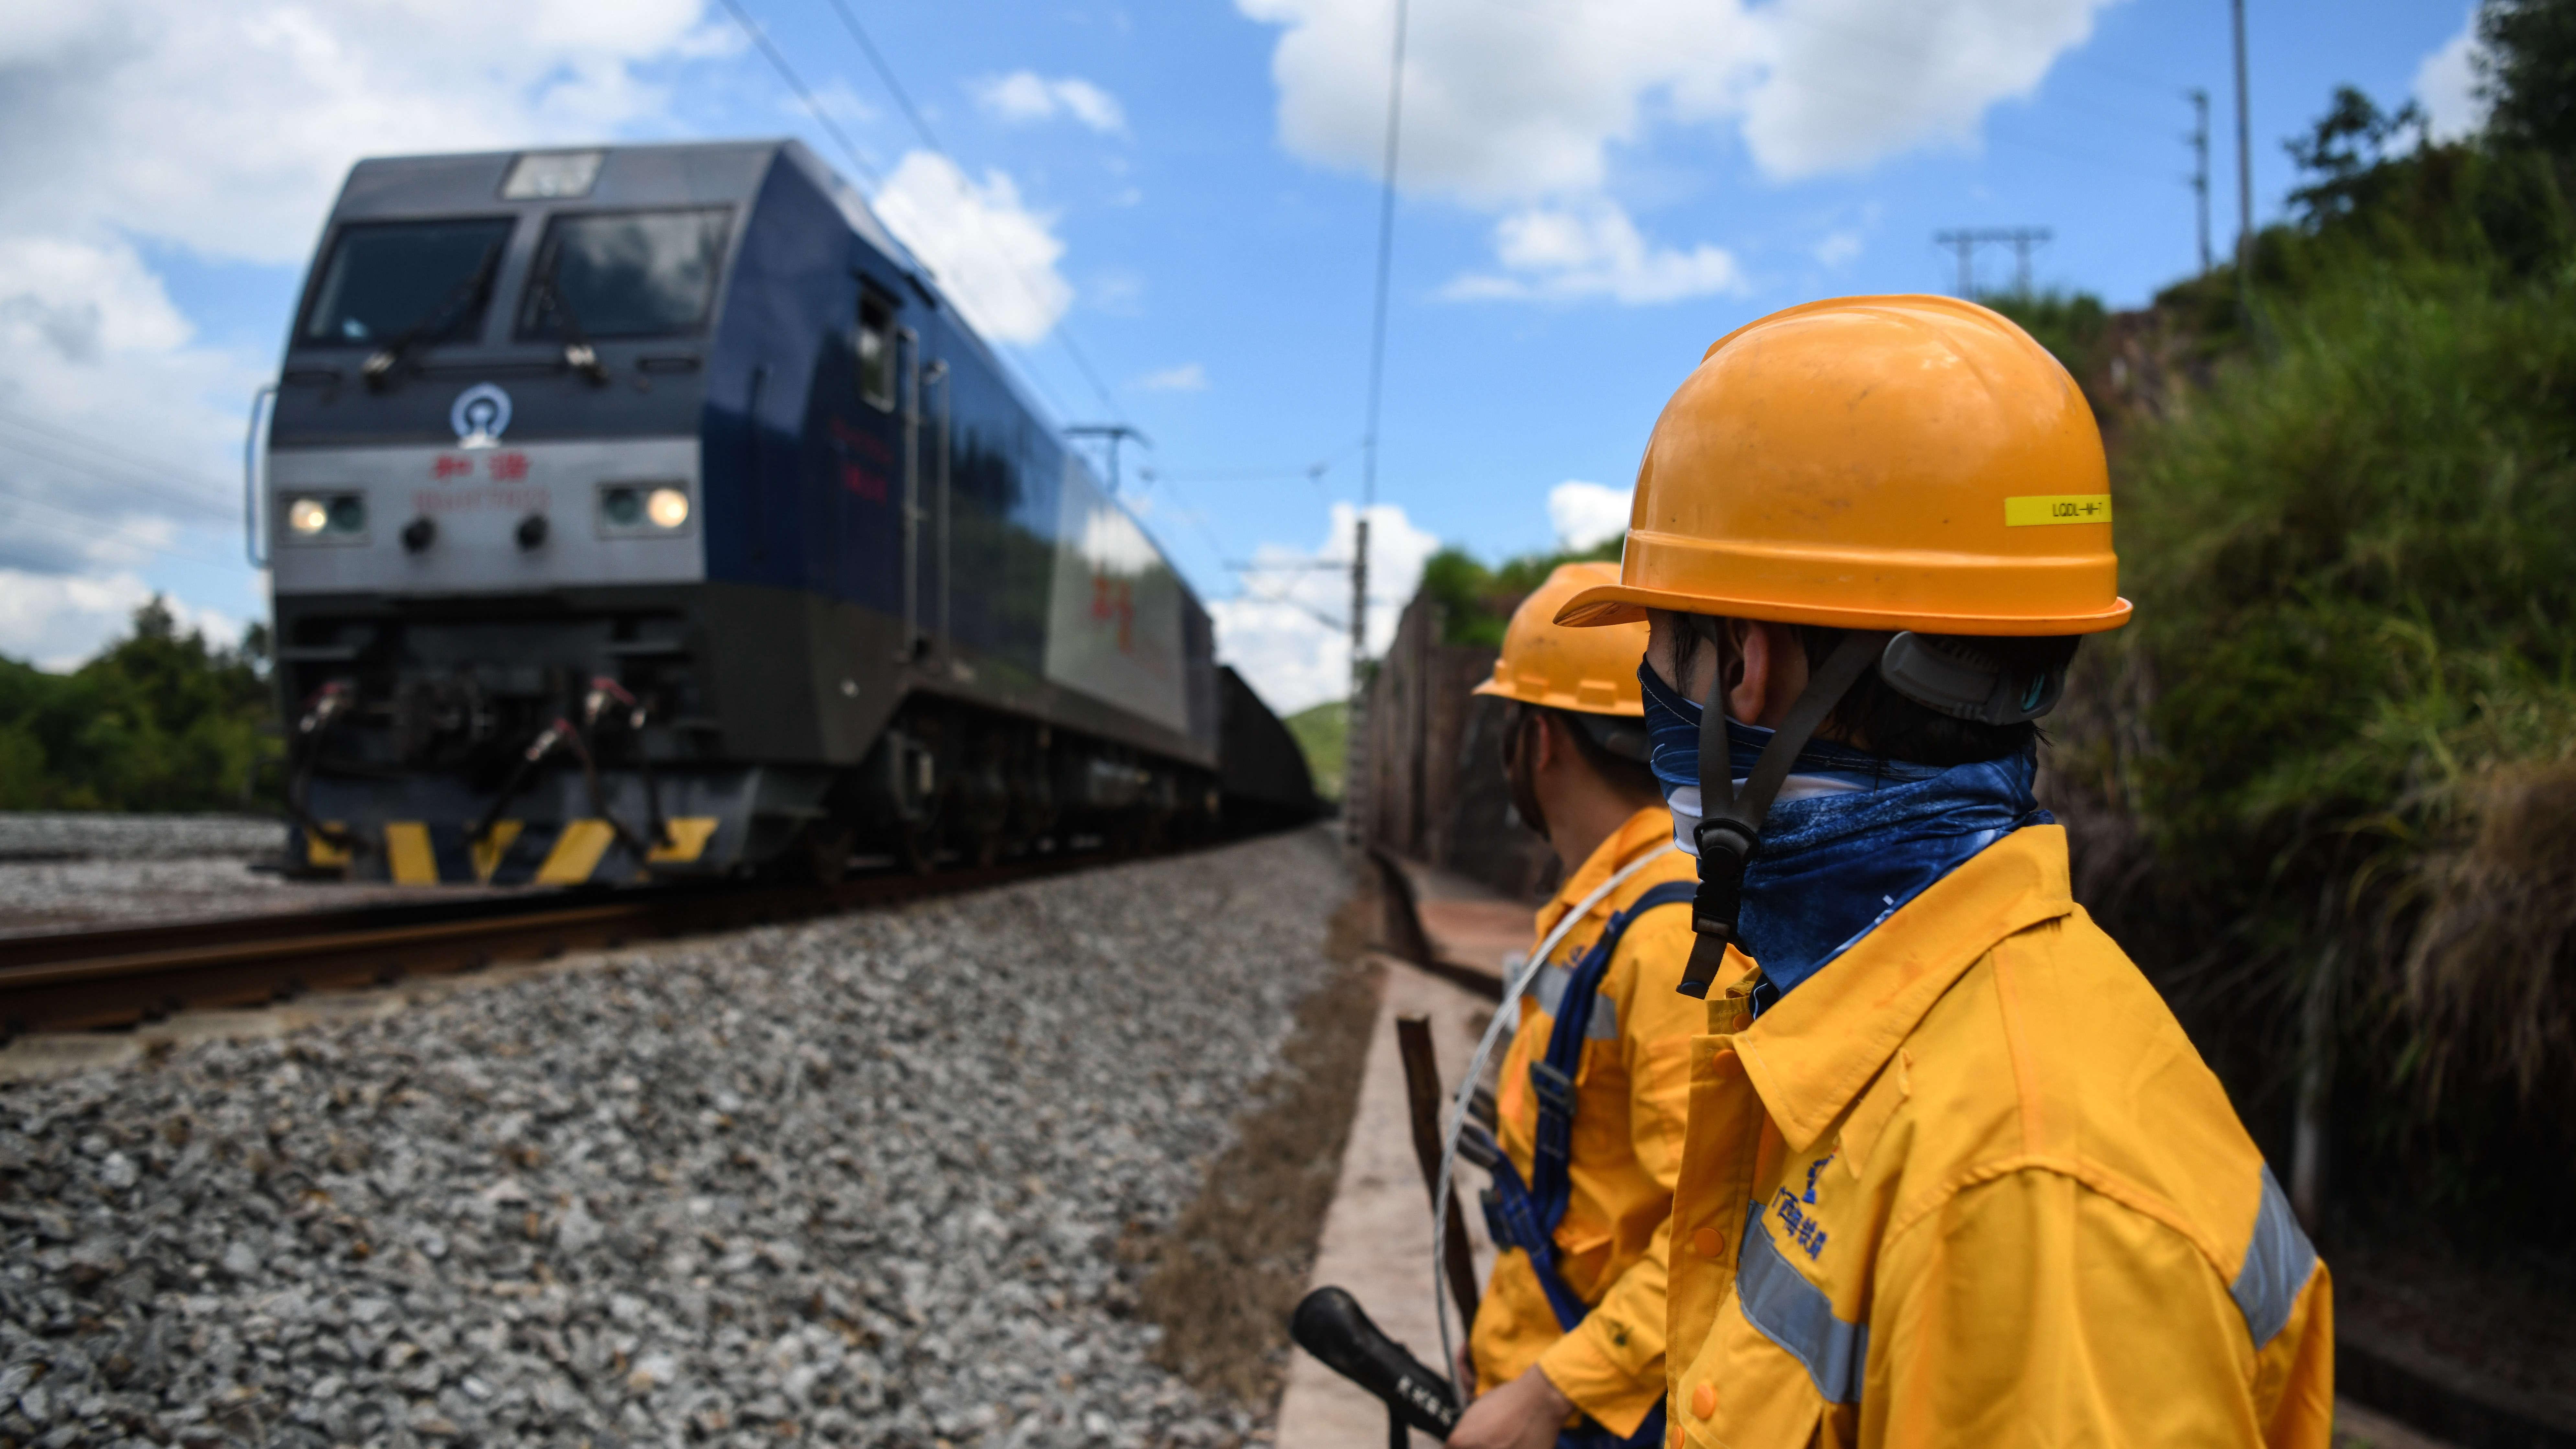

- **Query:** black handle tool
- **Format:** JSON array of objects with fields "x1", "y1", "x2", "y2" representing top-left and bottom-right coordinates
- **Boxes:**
[{"x1": 1291, "y1": 1286, "x2": 1461, "y2": 1446}]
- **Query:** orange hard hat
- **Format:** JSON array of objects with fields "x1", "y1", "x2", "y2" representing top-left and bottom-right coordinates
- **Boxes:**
[
  {"x1": 1557, "y1": 295, "x2": 2131, "y2": 636},
  {"x1": 1473, "y1": 562, "x2": 1649, "y2": 715}
]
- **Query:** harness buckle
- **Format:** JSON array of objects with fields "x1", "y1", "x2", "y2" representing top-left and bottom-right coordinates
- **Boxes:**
[
  {"x1": 1528, "y1": 1059, "x2": 1576, "y2": 1116},
  {"x1": 1688, "y1": 838, "x2": 1747, "y2": 941}
]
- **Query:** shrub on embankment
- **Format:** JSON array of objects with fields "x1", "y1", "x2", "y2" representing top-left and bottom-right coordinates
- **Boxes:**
[
  {"x1": 2037, "y1": 36, "x2": 2576, "y2": 1249},
  {"x1": 0, "y1": 597, "x2": 276, "y2": 812}
]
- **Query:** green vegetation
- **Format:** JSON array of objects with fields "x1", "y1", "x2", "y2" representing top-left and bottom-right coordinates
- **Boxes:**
[
  {"x1": 0, "y1": 599, "x2": 277, "y2": 812},
  {"x1": 1284, "y1": 699, "x2": 1348, "y2": 802},
  {"x1": 2036, "y1": 0, "x2": 2576, "y2": 1240},
  {"x1": 1414, "y1": 537, "x2": 1622, "y2": 649}
]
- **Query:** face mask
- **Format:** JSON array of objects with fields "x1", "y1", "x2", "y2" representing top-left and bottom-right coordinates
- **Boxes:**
[
  {"x1": 1636, "y1": 662, "x2": 1936, "y2": 853},
  {"x1": 1633, "y1": 661, "x2": 2038, "y2": 996}
]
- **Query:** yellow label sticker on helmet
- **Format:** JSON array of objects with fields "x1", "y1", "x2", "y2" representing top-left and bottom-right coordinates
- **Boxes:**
[{"x1": 2004, "y1": 494, "x2": 2114, "y2": 527}]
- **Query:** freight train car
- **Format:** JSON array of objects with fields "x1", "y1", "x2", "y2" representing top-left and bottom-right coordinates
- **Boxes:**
[{"x1": 250, "y1": 139, "x2": 1313, "y2": 884}]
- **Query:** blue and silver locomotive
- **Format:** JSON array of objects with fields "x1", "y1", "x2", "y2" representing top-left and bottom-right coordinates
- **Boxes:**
[{"x1": 253, "y1": 140, "x2": 1312, "y2": 884}]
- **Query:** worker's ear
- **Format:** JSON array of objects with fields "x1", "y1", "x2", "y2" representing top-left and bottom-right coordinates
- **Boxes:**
[{"x1": 1529, "y1": 711, "x2": 1564, "y2": 775}]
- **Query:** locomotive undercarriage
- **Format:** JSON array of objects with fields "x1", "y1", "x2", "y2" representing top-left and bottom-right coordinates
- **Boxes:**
[{"x1": 277, "y1": 588, "x2": 1215, "y2": 885}]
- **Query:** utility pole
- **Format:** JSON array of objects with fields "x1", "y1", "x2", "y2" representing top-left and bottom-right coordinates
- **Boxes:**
[
  {"x1": 1940, "y1": 231, "x2": 1976, "y2": 298},
  {"x1": 1065, "y1": 424, "x2": 1148, "y2": 496},
  {"x1": 2189, "y1": 88, "x2": 2213, "y2": 273},
  {"x1": 1347, "y1": 0, "x2": 1409, "y2": 855},
  {"x1": 2232, "y1": 0, "x2": 2256, "y2": 321},
  {"x1": 1932, "y1": 227, "x2": 2052, "y2": 299}
]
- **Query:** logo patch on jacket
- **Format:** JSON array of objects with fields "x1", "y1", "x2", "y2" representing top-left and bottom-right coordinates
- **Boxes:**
[{"x1": 1775, "y1": 1154, "x2": 1835, "y2": 1260}]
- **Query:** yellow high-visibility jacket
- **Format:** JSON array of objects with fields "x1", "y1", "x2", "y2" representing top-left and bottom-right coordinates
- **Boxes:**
[
  {"x1": 1472, "y1": 806, "x2": 1742, "y2": 1435},
  {"x1": 1664, "y1": 825, "x2": 2334, "y2": 1448}
]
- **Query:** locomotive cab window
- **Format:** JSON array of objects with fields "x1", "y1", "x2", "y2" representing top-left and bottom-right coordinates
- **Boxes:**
[
  {"x1": 516, "y1": 207, "x2": 731, "y2": 340},
  {"x1": 300, "y1": 217, "x2": 515, "y2": 346},
  {"x1": 856, "y1": 292, "x2": 897, "y2": 412}
]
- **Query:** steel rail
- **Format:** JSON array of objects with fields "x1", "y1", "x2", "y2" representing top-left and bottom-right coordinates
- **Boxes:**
[{"x1": 0, "y1": 850, "x2": 1108, "y2": 1039}]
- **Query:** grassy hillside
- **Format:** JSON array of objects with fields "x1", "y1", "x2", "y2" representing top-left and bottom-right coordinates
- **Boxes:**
[
  {"x1": 2022, "y1": 30, "x2": 2576, "y2": 1246},
  {"x1": 1285, "y1": 700, "x2": 1347, "y2": 802}
]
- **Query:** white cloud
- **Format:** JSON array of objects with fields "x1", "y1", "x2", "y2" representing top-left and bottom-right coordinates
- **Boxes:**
[
  {"x1": 1741, "y1": 0, "x2": 2115, "y2": 178},
  {"x1": 0, "y1": 0, "x2": 714, "y2": 267},
  {"x1": 1137, "y1": 362, "x2": 1209, "y2": 392},
  {"x1": 872, "y1": 150, "x2": 1075, "y2": 345},
  {"x1": 1209, "y1": 502, "x2": 1442, "y2": 714},
  {"x1": 1547, "y1": 481, "x2": 1631, "y2": 552},
  {"x1": 2414, "y1": 13, "x2": 2489, "y2": 142},
  {"x1": 1813, "y1": 228, "x2": 1864, "y2": 267},
  {"x1": 0, "y1": 568, "x2": 244, "y2": 672},
  {"x1": 1444, "y1": 200, "x2": 1744, "y2": 304},
  {"x1": 1240, "y1": 0, "x2": 2117, "y2": 299},
  {"x1": 973, "y1": 71, "x2": 1128, "y2": 134},
  {"x1": 0, "y1": 233, "x2": 259, "y2": 584},
  {"x1": 0, "y1": 0, "x2": 722, "y2": 663},
  {"x1": 1241, "y1": 0, "x2": 2118, "y2": 196}
]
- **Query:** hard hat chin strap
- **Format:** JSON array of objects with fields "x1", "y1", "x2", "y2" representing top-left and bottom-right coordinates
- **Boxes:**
[{"x1": 1675, "y1": 623, "x2": 1890, "y2": 999}]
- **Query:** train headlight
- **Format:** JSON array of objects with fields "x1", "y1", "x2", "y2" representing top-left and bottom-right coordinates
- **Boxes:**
[
  {"x1": 283, "y1": 494, "x2": 366, "y2": 543},
  {"x1": 599, "y1": 482, "x2": 691, "y2": 535}
]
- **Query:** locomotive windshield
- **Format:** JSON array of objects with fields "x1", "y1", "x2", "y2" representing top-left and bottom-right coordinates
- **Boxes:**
[
  {"x1": 516, "y1": 207, "x2": 731, "y2": 340},
  {"x1": 299, "y1": 217, "x2": 514, "y2": 346}
]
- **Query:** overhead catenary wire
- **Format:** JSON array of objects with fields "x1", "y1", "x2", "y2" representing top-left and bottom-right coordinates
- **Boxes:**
[
  {"x1": 715, "y1": 0, "x2": 1089, "y2": 424},
  {"x1": 0, "y1": 473, "x2": 237, "y2": 571},
  {"x1": 715, "y1": 0, "x2": 881, "y2": 187},
  {"x1": 0, "y1": 411, "x2": 235, "y2": 520},
  {"x1": 810, "y1": 0, "x2": 1129, "y2": 425},
  {"x1": 0, "y1": 434, "x2": 232, "y2": 523}
]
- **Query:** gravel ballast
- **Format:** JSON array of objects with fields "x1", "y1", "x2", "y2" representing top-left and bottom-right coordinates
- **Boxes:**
[{"x1": 0, "y1": 828, "x2": 1348, "y2": 1447}]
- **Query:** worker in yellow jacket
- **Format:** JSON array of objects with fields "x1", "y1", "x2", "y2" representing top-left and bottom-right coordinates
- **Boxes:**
[
  {"x1": 1550, "y1": 295, "x2": 2334, "y2": 1447},
  {"x1": 1450, "y1": 562, "x2": 1737, "y2": 1449}
]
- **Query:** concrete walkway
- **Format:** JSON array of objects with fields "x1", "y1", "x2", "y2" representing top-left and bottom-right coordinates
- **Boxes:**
[
  {"x1": 1378, "y1": 853, "x2": 1530, "y2": 995},
  {"x1": 1275, "y1": 955, "x2": 1500, "y2": 1449}
]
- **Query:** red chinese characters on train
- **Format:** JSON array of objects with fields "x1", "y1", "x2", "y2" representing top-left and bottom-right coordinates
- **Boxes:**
[
  {"x1": 1091, "y1": 574, "x2": 1135, "y2": 653},
  {"x1": 428, "y1": 451, "x2": 530, "y2": 481},
  {"x1": 827, "y1": 420, "x2": 890, "y2": 502}
]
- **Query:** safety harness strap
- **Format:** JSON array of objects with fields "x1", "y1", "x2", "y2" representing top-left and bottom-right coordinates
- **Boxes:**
[
  {"x1": 1481, "y1": 881, "x2": 1696, "y2": 1333},
  {"x1": 1675, "y1": 628, "x2": 1889, "y2": 998}
]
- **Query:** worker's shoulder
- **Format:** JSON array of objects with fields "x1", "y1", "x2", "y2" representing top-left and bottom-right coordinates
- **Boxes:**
[
  {"x1": 1599, "y1": 842, "x2": 1696, "y2": 913},
  {"x1": 1595, "y1": 851, "x2": 1697, "y2": 961},
  {"x1": 1879, "y1": 906, "x2": 2280, "y2": 1281}
]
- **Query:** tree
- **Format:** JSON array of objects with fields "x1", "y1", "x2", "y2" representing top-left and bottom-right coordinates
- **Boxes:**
[
  {"x1": 2285, "y1": 86, "x2": 2427, "y2": 226},
  {"x1": 0, "y1": 597, "x2": 277, "y2": 811},
  {"x1": 2481, "y1": 0, "x2": 2576, "y2": 154}
]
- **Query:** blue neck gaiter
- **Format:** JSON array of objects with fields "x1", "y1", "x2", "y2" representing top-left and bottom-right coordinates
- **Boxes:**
[{"x1": 1636, "y1": 664, "x2": 2051, "y2": 996}]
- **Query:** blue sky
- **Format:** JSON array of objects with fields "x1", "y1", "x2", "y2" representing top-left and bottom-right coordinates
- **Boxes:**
[{"x1": 0, "y1": 0, "x2": 2487, "y2": 709}]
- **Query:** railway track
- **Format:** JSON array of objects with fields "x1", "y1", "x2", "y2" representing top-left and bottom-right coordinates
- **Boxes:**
[{"x1": 0, "y1": 847, "x2": 1115, "y2": 1039}]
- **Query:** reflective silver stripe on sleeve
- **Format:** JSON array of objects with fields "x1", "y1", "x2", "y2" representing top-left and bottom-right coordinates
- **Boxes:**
[
  {"x1": 1530, "y1": 963, "x2": 1620, "y2": 1040},
  {"x1": 1737, "y1": 1203, "x2": 1867, "y2": 1403},
  {"x1": 2231, "y1": 1164, "x2": 2317, "y2": 1349}
]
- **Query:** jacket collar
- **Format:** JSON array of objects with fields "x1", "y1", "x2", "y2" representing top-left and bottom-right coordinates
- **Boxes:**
[
  {"x1": 1534, "y1": 805, "x2": 1678, "y2": 945},
  {"x1": 1730, "y1": 824, "x2": 2077, "y2": 1153}
]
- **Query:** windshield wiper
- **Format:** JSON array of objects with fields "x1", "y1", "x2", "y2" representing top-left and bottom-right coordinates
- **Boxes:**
[
  {"x1": 361, "y1": 240, "x2": 505, "y2": 392},
  {"x1": 532, "y1": 265, "x2": 611, "y2": 386}
]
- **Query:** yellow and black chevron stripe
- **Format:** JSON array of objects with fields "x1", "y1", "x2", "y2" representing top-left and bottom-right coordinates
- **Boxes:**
[{"x1": 307, "y1": 818, "x2": 718, "y2": 885}]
